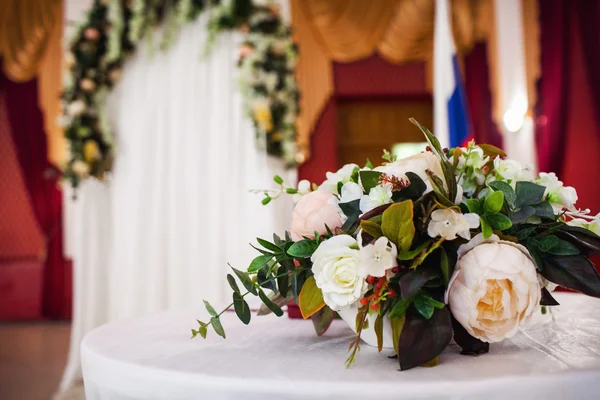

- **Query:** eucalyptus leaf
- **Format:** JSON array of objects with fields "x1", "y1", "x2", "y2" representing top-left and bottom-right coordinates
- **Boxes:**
[
  {"x1": 509, "y1": 206, "x2": 536, "y2": 224},
  {"x1": 211, "y1": 316, "x2": 226, "y2": 339},
  {"x1": 516, "y1": 226, "x2": 537, "y2": 240},
  {"x1": 233, "y1": 292, "x2": 251, "y2": 324},
  {"x1": 258, "y1": 289, "x2": 284, "y2": 316},
  {"x1": 489, "y1": 181, "x2": 516, "y2": 207},
  {"x1": 248, "y1": 254, "x2": 274, "y2": 273},
  {"x1": 203, "y1": 300, "x2": 218, "y2": 317},
  {"x1": 256, "y1": 238, "x2": 282, "y2": 253},
  {"x1": 339, "y1": 199, "x2": 362, "y2": 231},
  {"x1": 257, "y1": 291, "x2": 294, "y2": 316},
  {"x1": 531, "y1": 201, "x2": 556, "y2": 220},
  {"x1": 226, "y1": 274, "x2": 240, "y2": 294},
  {"x1": 287, "y1": 240, "x2": 318, "y2": 258},
  {"x1": 230, "y1": 264, "x2": 257, "y2": 295},
  {"x1": 515, "y1": 181, "x2": 546, "y2": 208}
]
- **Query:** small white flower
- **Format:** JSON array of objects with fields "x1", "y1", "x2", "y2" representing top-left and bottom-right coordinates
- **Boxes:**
[
  {"x1": 339, "y1": 182, "x2": 363, "y2": 204},
  {"x1": 71, "y1": 160, "x2": 90, "y2": 177},
  {"x1": 311, "y1": 235, "x2": 367, "y2": 310},
  {"x1": 67, "y1": 100, "x2": 87, "y2": 117},
  {"x1": 359, "y1": 185, "x2": 392, "y2": 214},
  {"x1": 321, "y1": 164, "x2": 358, "y2": 194},
  {"x1": 427, "y1": 208, "x2": 480, "y2": 240},
  {"x1": 297, "y1": 179, "x2": 311, "y2": 195},
  {"x1": 494, "y1": 158, "x2": 524, "y2": 182},
  {"x1": 358, "y1": 236, "x2": 398, "y2": 277},
  {"x1": 536, "y1": 172, "x2": 578, "y2": 212}
]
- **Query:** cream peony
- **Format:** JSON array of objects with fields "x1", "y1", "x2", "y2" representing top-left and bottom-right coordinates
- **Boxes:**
[
  {"x1": 375, "y1": 152, "x2": 443, "y2": 194},
  {"x1": 446, "y1": 234, "x2": 541, "y2": 343},
  {"x1": 311, "y1": 235, "x2": 367, "y2": 310},
  {"x1": 290, "y1": 190, "x2": 342, "y2": 241}
]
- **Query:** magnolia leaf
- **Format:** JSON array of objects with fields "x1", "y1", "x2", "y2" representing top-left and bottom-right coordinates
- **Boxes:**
[
  {"x1": 390, "y1": 314, "x2": 405, "y2": 356},
  {"x1": 515, "y1": 181, "x2": 546, "y2": 208},
  {"x1": 287, "y1": 240, "x2": 318, "y2": 258},
  {"x1": 360, "y1": 220, "x2": 383, "y2": 239},
  {"x1": 486, "y1": 213, "x2": 513, "y2": 231},
  {"x1": 248, "y1": 254, "x2": 273, "y2": 273},
  {"x1": 311, "y1": 306, "x2": 335, "y2": 336},
  {"x1": 489, "y1": 181, "x2": 516, "y2": 207},
  {"x1": 226, "y1": 274, "x2": 240, "y2": 294},
  {"x1": 381, "y1": 200, "x2": 415, "y2": 252},
  {"x1": 451, "y1": 315, "x2": 489, "y2": 355},
  {"x1": 397, "y1": 307, "x2": 453, "y2": 370},
  {"x1": 211, "y1": 317, "x2": 226, "y2": 339},
  {"x1": 233, "y1": 292, "x2": 251, "y2": 324},
  {"x1": 375, "y1": 313, "x2": 384, "y2": 352},
  {"x1": 484, "y1": 191, "x2": 504, "y2": 214},
  {"x1": 230, "y1": 264, "x2": 258, "y2": 295},
  {"x1": 257, "y1": 291, "x2": 294, "y2": 316},
  {"x1": 203, "y1": 300, "x2": 218, "y2": 317},
  {"x1": 399, "y1": 265, "x2": 438, "y2": 299},
  {"x1": 258, "y1": 289, "x2": 284, "y2": 316},
  {"x1": 541, "y1": 255, "x2": 600, "y2": 298},
  {"x1": 479, "y1": 143, "x2": 507, "y2": 158},
  {"x1": 360, "y1": 170, "x2": 383, "y2": 193},
  {"x1": 540, "y1": 287, "x2": 560, "y2": 306},
  {"x1": 298, "y1": 276, "x2": 326, "y2": 319}
]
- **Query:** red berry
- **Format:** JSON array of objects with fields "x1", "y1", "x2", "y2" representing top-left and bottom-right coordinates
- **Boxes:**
[
  {"x1": 366, "y1": 276, "x2": 375, "y2": 284},
  {"x1": 375, "y1": 280, "x2": 384, "y2": 289},
  {"x1": 426, "y1": 146, "x2": 432, "y2": 152},
  {"x1": 483, "y1": 166, "x2": 490, "y2": 174},
  {"x1": 388, "y1": 290, "x2": 396, "y2": 298},
  {"x1": 370, "y1": 303, "x2": 379, "y2": 311},
  {"x1": 359, "y1": 297, "x2": 369, "y2": 306},
  {"x1": 391, "y1": 266, "x2": 400, "y2": 274}
]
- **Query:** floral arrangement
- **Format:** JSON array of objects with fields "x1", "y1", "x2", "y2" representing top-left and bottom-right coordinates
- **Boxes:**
[
  {"x1": 61, "y1": 0, "x2": 298, "y2": 188},
  {"x1": 193, "y1": 119, "x2": 600, "y2": 371}
]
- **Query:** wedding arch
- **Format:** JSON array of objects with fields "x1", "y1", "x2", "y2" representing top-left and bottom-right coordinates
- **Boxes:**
[{"x1": 61, "y1": 0, "x2": 299, "y2": 188}]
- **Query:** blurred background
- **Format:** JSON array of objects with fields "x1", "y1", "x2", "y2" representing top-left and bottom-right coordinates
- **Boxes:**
[{"x1": 1, "y1": 0, "x2": 599, "y2": 399}]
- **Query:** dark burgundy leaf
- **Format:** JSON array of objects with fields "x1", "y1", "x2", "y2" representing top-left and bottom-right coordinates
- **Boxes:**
[
  {"x1": 556, "y1": 226, "x2": 600, "y2": 257},
  {"x1": 540, "y1": 287, "x2": 560, "y2": 306},
  {"x1": 397, "y1": 307, "x2": 453, "y2": 371},
  {"x1": 311, "y1": 306, "x2": 335, "y2": 336},
  {"x1": 451, "y1": 315, "x2": 489, "y2": 356},
  {"x1": 541, "y1": 255, "x2": 600, "y2": 298},
  {"x1": 399, "y1": 264, "x2": 439, "y2": 299}
]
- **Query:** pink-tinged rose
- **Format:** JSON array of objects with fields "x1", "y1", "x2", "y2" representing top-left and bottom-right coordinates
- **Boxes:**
[
  {"x1": 84, "y1": 27, "x2": 100, "y2": 41},
  {"x1": 290, "y1": 190, "x2": 341, "y2": 241}
]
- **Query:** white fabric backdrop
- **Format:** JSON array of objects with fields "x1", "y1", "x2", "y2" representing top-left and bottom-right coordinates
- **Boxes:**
[{"x1": 61, "y1": 10, "x2": 295, "y2": 391}]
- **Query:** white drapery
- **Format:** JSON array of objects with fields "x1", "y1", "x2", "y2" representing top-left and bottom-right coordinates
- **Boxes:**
[{"x1": 61, "y1": 11, "x2": 295, "y2": 391}]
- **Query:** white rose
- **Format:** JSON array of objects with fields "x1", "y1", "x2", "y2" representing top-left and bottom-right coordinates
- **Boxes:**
[
  {"x1": 321, "y1": 164, "x2": 358, "y2": 194},
  {"x1": 446, "y1": 233, "x2": 541, "y2": 343},
  {"x1": 375, "y1": 152, "x2": 443, "y2": 194},
  {"x1": 427, "y1": 208, "x2": 480, "y2": 240},
  {"x1": 311, "y1": 235, "x2": 368, "y2": 311}
]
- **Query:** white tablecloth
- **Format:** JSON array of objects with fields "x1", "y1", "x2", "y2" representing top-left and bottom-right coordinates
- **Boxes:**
[{"x1": 81, "y1": 293, "x2": 600, "y2": 400}]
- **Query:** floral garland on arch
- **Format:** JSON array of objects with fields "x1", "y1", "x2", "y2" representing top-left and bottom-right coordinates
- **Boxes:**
[
  {"x1": 194, "y1": 119, "x2": 600, "y2": 371},
  {"x1": 61, "y1": 0, "x2": 299, "y2": 188}
]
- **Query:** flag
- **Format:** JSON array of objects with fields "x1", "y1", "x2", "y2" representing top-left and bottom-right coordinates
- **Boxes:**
[{"x1": 434, "y1": 0, "x2": 472, "y2": 149}]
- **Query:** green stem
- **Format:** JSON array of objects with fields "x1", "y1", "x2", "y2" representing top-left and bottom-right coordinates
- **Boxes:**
[{"x1": 411, "y1": 238, "x2": 445, "y2": 269}]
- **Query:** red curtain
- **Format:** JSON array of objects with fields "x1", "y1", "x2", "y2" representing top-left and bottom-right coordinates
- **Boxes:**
[
  {"x1": 464, "y1": 43, "x2": 503, "y2": 149},
  {"x1": 1, "y1": 70, "x2": 70, "y2": 319},
  {"x1": 535, "y1": 0, "x2": 569, "y2": 175}
]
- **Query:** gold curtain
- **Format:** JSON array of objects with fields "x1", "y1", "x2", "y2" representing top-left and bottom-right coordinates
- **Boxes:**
[{"x1": 291, "y1": 0, "x2": 539, "y2": 161}]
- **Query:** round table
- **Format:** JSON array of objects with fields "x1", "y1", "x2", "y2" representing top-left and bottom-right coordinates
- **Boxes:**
[{"x1": 81, "y1": 293, "x2": 600, "y2": 399}]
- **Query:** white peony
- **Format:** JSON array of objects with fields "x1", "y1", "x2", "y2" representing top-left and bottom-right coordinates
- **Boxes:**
[
  {"x1": 446, "y1": 234, "x2": 541, "y2": 343},
  {"x1": 427, "y1": 208, "x2": 480, "y2": 240},
  {"x1": 359, "y1": 184, "x2": 392, "y2": 214},
  {"x1": 536, "y1": 172, "x2": 578, "y2": 212},
  {"x1": 311, "y1": 235, "x2": 368, "y2": 311},
  {"x1": 375, "y1": 152, "x2": 443, "y2": 194},
  {"x1": 358, "y1": 235, "x2": 398, "y2": 277},
  {"x1": 321, "y1": 164, "x2": 359, "y2": 194}
]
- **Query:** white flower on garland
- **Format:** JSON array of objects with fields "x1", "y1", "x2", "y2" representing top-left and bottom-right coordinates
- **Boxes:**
[
  {"x1": 322, "y1": 164, "x2": 358, "y2": 194},
  {"x1": 358, "y1": 235, "x2": 398, "y2": 277},
  {"x1": 310, "y1": 235, "x2": 368, "y2": 311},
  {"x1": 451, "y1": 143, "x2": 489, "y2": 196},
  {"x1": 359, "y1": 184, "x2": 392, "y2": 214},
  {"x1": 536, "y1": 172, "x2": 578, "y2": 212},
  {"x1": 428, "y1": 208, "x2": 480, "y2": 240},
  {"x1": 67, "y1": 100, "x2": 87, "y2": 117},
  {"x1": 71, "y1": 160, "x2": 90, "y2": 177},
  {"x1": 251, "y1": 97, "x2": 273, "y2": 132}
]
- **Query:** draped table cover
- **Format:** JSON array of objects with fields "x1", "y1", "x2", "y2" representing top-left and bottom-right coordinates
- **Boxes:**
[{"x1": 81, "y1": 293, "x2": 600, "y2": 400}]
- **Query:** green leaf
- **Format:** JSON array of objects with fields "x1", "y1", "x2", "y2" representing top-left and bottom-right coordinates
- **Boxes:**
[
  {"x1": 247, "y1": 254, "x2": 273, "y2": 273},
  {"x1": 541, "y1": 255, "x2": 600, "y2": 298},
  {"x1": 440, "y1": 247, "x2": 450, "y2": 286},
  {"x1": 486, "y1": 213, "x2": 513, "y2": 230},
  {"x1": 273, "y1": 175, "x2": 284, "y2": 185},
  {"x1": 203, "y1": 300, "x2": 218, "y2": 317},
  {"x1": 277, "y1": 265, "x2": 289, "y2": 297},
  {"x1": 381, "y1": 200, "x2": 415, "y2": 252},
  {"x1": 199, "y1": 325, "x2": 208, "y2": 339},
  {"x1": 364, "y1": 158, "x2": 374, "y2": 169},
  {"x1": 230, "y1": 264, "x2": 257, "y2": 295},
  {"x1": 509, "y1": 206, "x2": 536, "y2": 224},
  {"x1": 285, "y1": 188, "x2": 297, "y2": 194},
  {"x1": 256, "y1": 238, "x2": 282, "y2": 253},
  {"x1": 393, "y1": 172, "x2": 427, "y2": 201},
  {"x1": 226, "y1": 274, "x2": 240, "y2": 294},
  {"x1": 339, "y1": 199, "x2": 362, "y2": 231},
  {"x1": 531, "y1": 201, "x2": 556, "y2": 220},
  {"x1": 397, "y1": 307, "x2": 453, "y2": 371},
  {"x1": 427, "y1": 170, "x2": 454, "y2": 207},
  {"x1": 516, "y1": 226, "x2": 537, "y2": 240},
  {"x1": 360, "y1": 220, "x2": 383, "y2": 239},
  {"x1": 233, "y1": 292, "x2": 251, "y2": 324},
  {"x1": 375, "y1": 313, "x2": 384, "y2": 352},
  {"x1": 538, "y1": 235, "x2": 580, "y2": 256},
  {"x1": 556, "y1": 225, "x2": 600, "y2": 257},
  {"x1": 258, "y1": 289, "x2": 284, "y2": 316},
  {"x1": 484, "y1": 191, "x2": 504, "y2": 214},
  {"x1": 210, "y1": 317, "x2": 226, "y2": 338},
  {"x1": 397, "y1": 240, "x2": 431, "y2": 261},
  {"x1": 465, "y1": 198, "x2": 482, "y2": 215},
  {"x1": 311, "y1": 306, "x2": 335, "y2": 336},
  {"x1": 414, "y1": 295, "x2": 434, "y2": 319},
  {"x1": 515, "y1": 181, "x2": 546, "y2": 208},
  {"x1": 298, "y1": 276, "x2": 325, "y2": 319},
  {"x1": 390, "y1": 315, "x2": 405, "y2": 356},
  {"x1": 489, "y1": 181, "x2": 517, "y2": 207},
  {"x1": 287, "y1": 240, "x2": 318, "y2": 258},
  {"x1": 399, "y1": 265, "x2": 438, "y2": 299},
  {"x1": 481, "y1": 218, "x2": 493, "y2": 239},
  {"x1": 479, "y1": 143, "x2": 507, "y2": 157},
  {"x1": 257, "y1": 292, "x2": 294, "y2": 316},
  {"x1": 389, "y1": 297, "x2": 413, "y2": 319},
  {"x1": 261, "y1": 196, "x2": 272, "y2": 206},
  {"x1": 359, "y1": 170, "x2": 383, "y2": 193}
]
